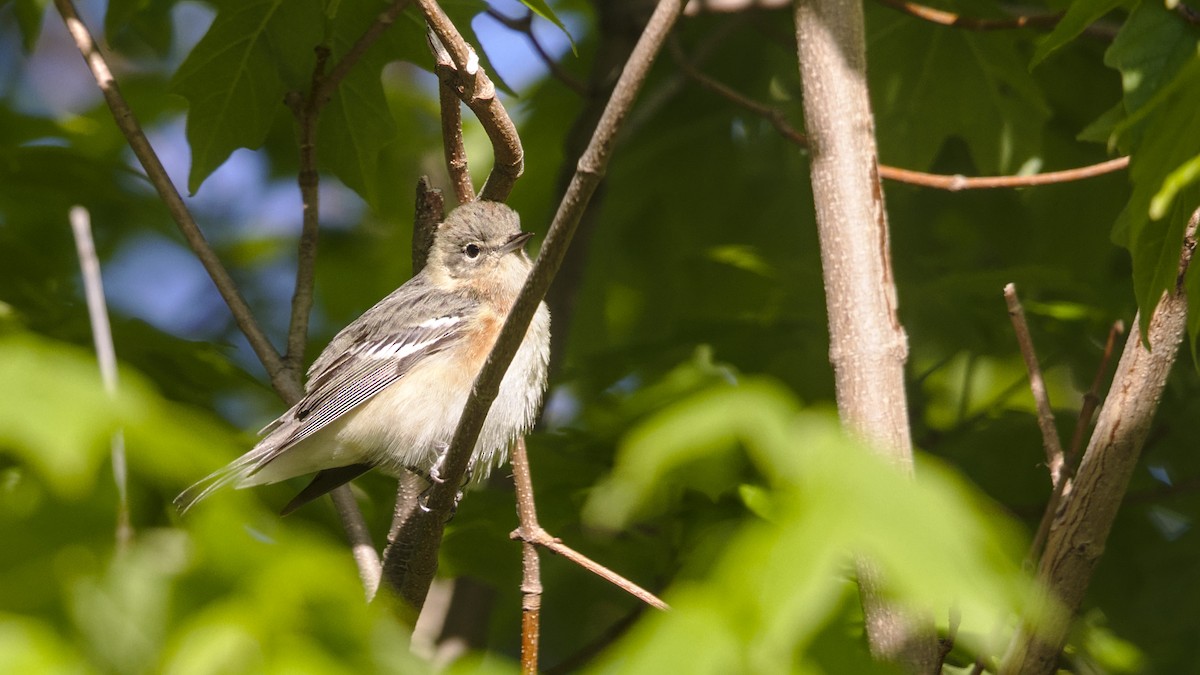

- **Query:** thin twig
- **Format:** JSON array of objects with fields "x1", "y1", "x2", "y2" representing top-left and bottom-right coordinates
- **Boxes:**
[
  {"x1": 55, "y1": 0, "x2": 381, "y2": 589},
  {"x1": 511, "y1": 526, "x2": 670, "y2": 611},
  {"x1": 484, "y1": 8, "x2": 588, "y2": 95},
  {"x1": 671, "y1": 44, "x2": 1131, "y2": 190},
  {"x1": 511, "y1": 437, "x2": 543, "y2": 674},
  {"x1": 53, "y1": 0, "x2": 296, "y2": 400},
  {"x1": 1175, "y1": 2, "x2": 1200, "y2": 26},
  {"x1": 876, "y1": 0, "x2": 1061, "y2": 30},
  {"x1": 69, "y1": 206, "x2": 133, "y2": 552},
  {"x1": 1004, "y1": 283, "x2": 1066, "y2": 487},
  {"x1": 390, "y1": 0, "x2": 686, "y2": 612},
  {"x1": 878, "y1": 158, "x2": 1130, "y2": 190},
  {"x1": 417, "y1": 0, "x2": 524, "y2": 202}
]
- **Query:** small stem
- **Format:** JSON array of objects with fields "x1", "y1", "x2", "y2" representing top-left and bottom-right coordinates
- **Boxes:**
[
  {"x1": 69, "y1": 206, "x2": 133, "y2": 552},
  {"x1": 1066, "y1": 320, "x2": 1124, "y2": 469},
  {"x1": 512, "y1": 527, "x2": 670, "y2": 611},
  {"x1": 1004, "y1": 283, "x2": 1066, "y2": 487},
  {"x1": 285, "y1": 46, "x2": 331, "y2": 373}
]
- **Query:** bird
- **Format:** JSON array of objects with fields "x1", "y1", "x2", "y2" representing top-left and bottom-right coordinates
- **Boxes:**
[{"x1": 175, "y1": 200, "x2": 550, "y2": 515}]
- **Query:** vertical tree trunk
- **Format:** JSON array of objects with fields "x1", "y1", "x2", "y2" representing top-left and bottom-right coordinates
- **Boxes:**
[{"x1": 793, "y1": 0, "x2": 936, "y2": 670}]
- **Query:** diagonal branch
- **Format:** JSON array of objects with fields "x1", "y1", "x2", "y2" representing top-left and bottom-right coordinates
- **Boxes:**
[
  {"x1": 55, "y1": 0, "x2": 381, "y2": 590},
  {"x1": 1001, "y1": 208, "x2": 1199, "y2": 675},
  {"x1": 54, "y1": 0, "x2": 297, "y2": 401},
  {"x1": 387, "y1": 0, "x2": 686, "y2": 612},
  {"x1": 1004, "y1": 283, "x2": 1066, "y2": 488}
]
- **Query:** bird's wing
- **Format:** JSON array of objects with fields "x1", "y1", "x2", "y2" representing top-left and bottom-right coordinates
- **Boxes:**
[
  {"x1": 173, "y1": 311, "x2": 467, "y2": 514},
  {"x1": 272, "y1": 313, "x2": 467, "y2": 453}
]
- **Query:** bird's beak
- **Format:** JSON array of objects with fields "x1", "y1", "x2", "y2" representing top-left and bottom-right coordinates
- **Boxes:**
[{"x1": 498, "y1": 231, "x2": 534, "y2": 255}]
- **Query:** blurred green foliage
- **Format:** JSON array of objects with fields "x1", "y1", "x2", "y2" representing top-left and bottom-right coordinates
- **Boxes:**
[{"x1": 3, "y1": 0, "x2": 1200, "y2": 672}]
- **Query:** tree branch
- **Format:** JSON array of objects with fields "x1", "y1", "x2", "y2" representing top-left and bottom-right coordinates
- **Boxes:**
[
  {"x1": 69, "y1": 206, "x2": 133, "y2": 552},
  {"x1": 1004, "y1": 284, "x2": 1066, "y2": 487},
  {"x1": 417, "y1": 0, "x2": 524, "y2": 202},
  {"x1": 510, "y1": 525, "x2": 670, "y2": 612},
  {"x1": 387, "y1": 0, "x2": 685, "y2": 612},
  {"x1": 1001, "y1": 209, "x2": 1199, "y2": 675},
  {"x1": 53, "y1": 0, "x2": 296, "y2": 401},
  {"x1": 670, "y1": 44, "x2": 1131, "y2": 190}
]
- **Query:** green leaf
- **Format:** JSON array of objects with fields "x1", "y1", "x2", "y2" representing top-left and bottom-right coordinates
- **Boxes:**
[
  {"x1": 316, "y1": 2, "x2": 401, "y2": 210},
  {"x1": 518, "y1": 0, "x2": 577, "y2": 54},
  {"x1": 1032, "y1": 0, "x2": 1127, "y2": 66},
  {"x1": 869, "y1": 8, "x2": 1051, "y2": 174},
  {"x1": 171, "y1": 0, "x2": 323, "y2": 194},
  {"x1": 1150, "y1": 153, "x2": 1200, "y2": 220},
  {"x1": 0, "y1": 334, "x2": 127, "y2": 497},
  {"x1": 1104, "y1": 0, "x2": 1199, "y2": 119},
  {"x1": 587, "y1": 379, "x2": 1044, "y2": 671},
  {"x1": 1105, "y1": 2, "x2": 1200, "y2": 335}
]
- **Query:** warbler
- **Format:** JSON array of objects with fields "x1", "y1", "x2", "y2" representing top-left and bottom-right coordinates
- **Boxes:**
[{"x1": 176, "y1": 200, "x2": 551, "y2": 514}]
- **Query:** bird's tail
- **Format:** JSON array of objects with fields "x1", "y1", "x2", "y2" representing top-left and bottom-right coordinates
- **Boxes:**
[{"x1": 173, "y1": 443, "x2": 279, "y2": 515}]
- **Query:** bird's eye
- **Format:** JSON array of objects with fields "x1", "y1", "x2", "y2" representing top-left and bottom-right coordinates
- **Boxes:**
[{"x1": 464, "y1": 243, "x2": 481, "y2": 259}]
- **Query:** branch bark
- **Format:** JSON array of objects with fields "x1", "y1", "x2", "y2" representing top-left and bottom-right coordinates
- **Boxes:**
[
  {"x1": 386, "y1": 0, "x2": 685, "y2": 612},
  {"x1": 1001, "y1": 209, "x2": 1198, "y2": 675},
  {"x1": 792, "y1": 0, "x2": 935, "y2": 669}
]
